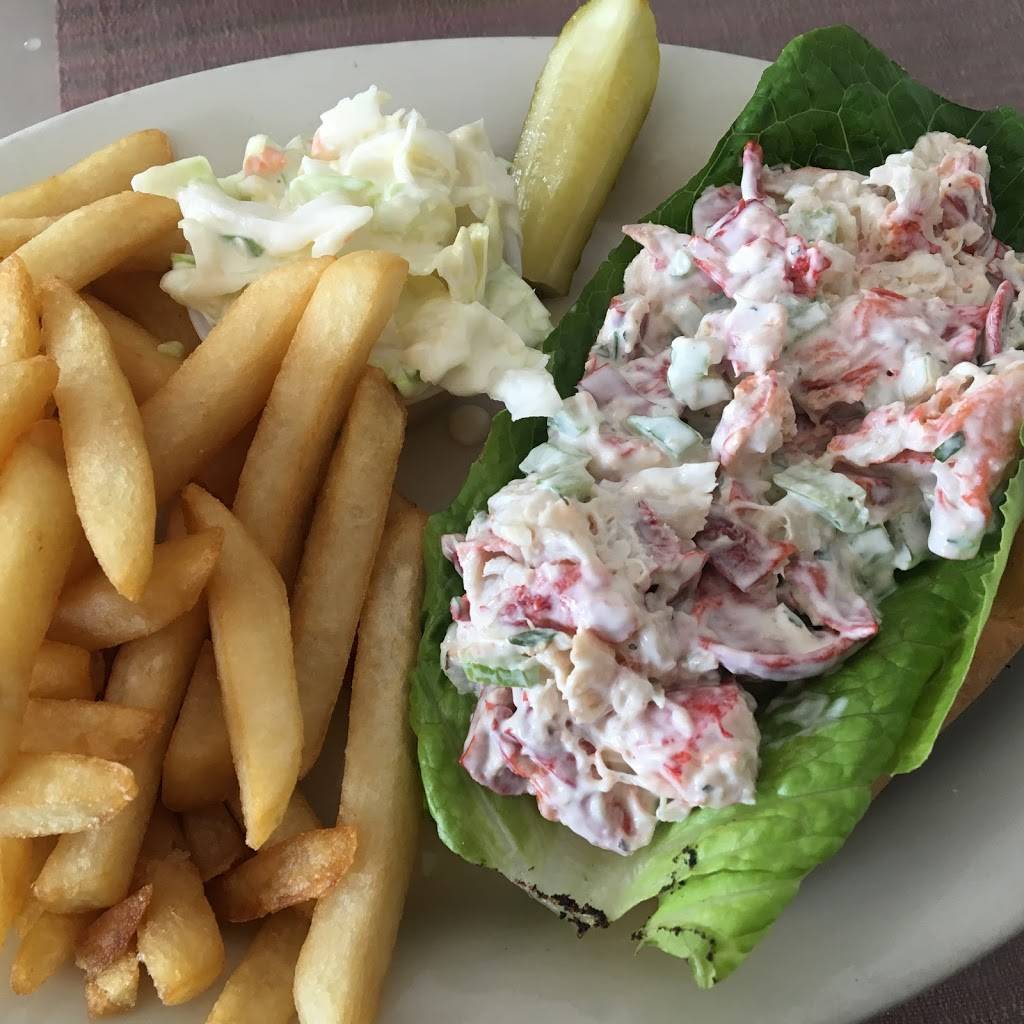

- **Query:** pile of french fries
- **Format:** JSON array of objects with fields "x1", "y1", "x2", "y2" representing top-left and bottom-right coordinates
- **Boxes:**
[{"x1": 0, "y1": 130, "x2": 427, "y2": 1023}]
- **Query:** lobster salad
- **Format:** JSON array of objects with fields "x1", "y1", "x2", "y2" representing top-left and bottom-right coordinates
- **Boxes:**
[{"x1": 439, "y1": 131, "x2": 1024, "y2": 855}]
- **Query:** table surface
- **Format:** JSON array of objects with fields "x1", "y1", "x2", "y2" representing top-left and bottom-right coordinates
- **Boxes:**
[{"x1": 4, "y1": 1, "x2": 1024, "y2": 1021}]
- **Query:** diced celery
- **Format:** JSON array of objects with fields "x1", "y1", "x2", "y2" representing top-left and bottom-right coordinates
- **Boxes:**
[
  {"x1": 773, "y1": 464, "x2": 869, "y2": 533},
  {"x1": 462, "y1": 660, "x2": 545, "y2": 688},
  {"x1": 888, "y1": 508, "x2": 931, "y2": 570},
  {"x1": 509, "y1": 628, "x2": 559, "y2": 650},
  {"x1": 520, "y1": 442, "x2": 593, "y2": 498},
  {"x1": 787, "y1": 206, "x2": 838, "y2": 243},
  {"x1": 626, "y1": 415, "x2": 701, "y2": 458},
  {"x1": 780, "y1": 294, "x2": 830, "y2": 340}
]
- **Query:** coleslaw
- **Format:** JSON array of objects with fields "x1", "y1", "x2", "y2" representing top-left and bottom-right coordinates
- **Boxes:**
[{"x1": 131, "y1": 86, "x2": 560, "y2": 419}]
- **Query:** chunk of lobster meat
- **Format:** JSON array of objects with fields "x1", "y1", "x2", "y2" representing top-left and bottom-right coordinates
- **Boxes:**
[
  {"x1": 783, "y1": 558, "x2": 879, "y2": 640},
  {"x1": 697, "y1": 506, "x2": 796, "y2": 591},
  {"x1": 711, "y1": 370, "x2": 796, "y2": 471}
]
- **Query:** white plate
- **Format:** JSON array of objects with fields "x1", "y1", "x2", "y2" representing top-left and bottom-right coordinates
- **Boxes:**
[{"x1": 2, "y1": 36, "x2": 1022, "y2": 1024}]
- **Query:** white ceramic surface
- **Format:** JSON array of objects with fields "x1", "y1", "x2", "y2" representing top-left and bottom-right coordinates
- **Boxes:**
[{"x1": 2, "y1": 37, "x2": 1021, "y2": 1024}]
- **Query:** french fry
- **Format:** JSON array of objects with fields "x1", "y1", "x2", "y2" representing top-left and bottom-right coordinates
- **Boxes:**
[
  {"x1": 0, "y1": 130, "x2": 173, "y2": 218},
  {"x1": 228, "y1": 786, "x2": 322, "y2": 847},
  {"x1": 0, "y1": 354, "x2": 59, "y2": 463},
  {"x1": 29, "y1": 641, "x2": 100, "y2": 701},
  {"x1": 208, "y1": 825, "x2": 357, "y2": 923},
  {"x1": 41, "y1": 278, "x2": 156, "y2": 600},
  {"x1": 83, "y1": 296, "x2": 180, "y2": 403},
  {"x1": 13, "y1": 192, "x2": 181, "y2": 292},
  {"x1": 137, "y1": 802, "x2": 188, "y2": 867},
  {"x1": 294, "y1": 505, "x2": 426, "y2": 1024},
  {"x1": 193, "y1": 420, "x2": 258, "y2": 506},
  {"x1": 0, "y1": 753, "x2": 138, "y2": 837},
  {"x1": 293, "y1": 369, "x2": 406, "y2": 776},
  {"x1": 0, "y1": 436, "x2": 78, "y2": 779},
  {"x1": 33, "y1": 601, "x2": 207, "y2": 913},
  {"x1": 7, "y1": 839, "x2": 55, "y2": 941},
  {"x1": 181, "y1": 804, "x2": 248, "y2": 881},
  {"x1": 48, "y1": 529, "x2": 222, "y2": 651},
  {"x1": 206, "y1": 910, "x2": 309, "y2": 1024},
  {"x1": 0, "y1": 837, "x2": 47, "y2": 941},
  {"x1": 182, "y1": 486, "x2": 301, "y2": 849},
  {"x1": 233, "y1": 252, "x2": 407, "y2": 581},
  {"x1": 65, "y1": 532, "x2": 101, "y2": 589},
  {"x1": 142, "y1": 258, "x2": 328, "y2": 503},
  {"x1": 20, "y1": 699, "x2": 161, "y2": 762},
  {"x1": 0, "y1": 217, "x2": 57, "y2": 259},
  {"x1": 119, "y1": 225, "x2": 188, "y2": 273},
  {"x1": 84, "y1": 947, "x2": 140, "y2": 1017},
  {"x1": 0, "y1": 255, "x2": 40, "y2": 365},
  {"x1": 137, "y1": 853, "x2": 225, "y2": 1005},
  {"x1": 74, "y1": 883, "x2": 152, "y2": 974},
  {"x1": 162, "y1": 642, "x2": 235, "y2": 811},
  {"x1": 10, "y1": 909, "x2": 95, "y2": 994},
  {"x1": 89, "y1": 270, "x2": 200, "y2": 351}
]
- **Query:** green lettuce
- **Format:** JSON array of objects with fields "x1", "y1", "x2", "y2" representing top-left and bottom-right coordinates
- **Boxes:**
[{"x1": 409, "y1": 24, "x2": 1024, "y2": 986}]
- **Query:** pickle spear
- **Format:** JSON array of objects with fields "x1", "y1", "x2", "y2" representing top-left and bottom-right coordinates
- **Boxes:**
[{"x1": 513, "y1": 0, "x2": 660, "y2": 297}]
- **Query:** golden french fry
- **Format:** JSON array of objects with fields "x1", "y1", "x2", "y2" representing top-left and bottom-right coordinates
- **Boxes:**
[
  {"x1": 48, "y1": 529, "x2": 222, "y2": 651},
  {"x1": 162, "y1": 641, "x2": 235, "y2": 811},
  {"x1": 228, "y1": 786, "x2": 322, "y2": 848},
  {"x1": 84, "y1": 947, "x2": 140, "y2": 1017},
  {"x1": 74, "y1": 883, "x2": 152, "y2": 975},
  {"x1": 206, "y1": 909, "x2": 308, "y2": 1024},
  {"x1": 181, "y1": 804, "x2": 248, "y2": 882},
  {"x1": 137, "y1": 853, "x2": 224, "y2": 1006},
  {"x1": 233, "y1": 252, "x2": 407, "y2": 582},
  {"x1": 7, "y1": 839, "x2": 55, "y2": 941},
  {"x1": 293, "y1": 369, "x2": 406, "y2": 776},
  {"x1": 0, "y1": 436, "x2": 78, "y2": 779},
  {"x1": 138, "y1": 802, "x2": 188, "y2": 866},
  {"x1": 89, "y1": 270, "x2": 200, "y2": 351},
  {"x1": 193, "y1": 420, "x2": 258, "y2": 506},
  {"x1": 20, "y1": 699, "x2": 161, "y2": 762},
  {"x1": 10, "y1": 908, "x2": 95, "y2": 994},
  {"x1": 13, "y1": 192, "x2": 181, "y2": 292},
  {"x1": 33, "y1": 601, "x2": 207, "y2": 913},
  {"x1": 82, "y1": 296, "x2": 180, "y2": 403},
  {"x1": 208, "y1": 826, "x2": 356, "y2": 923},
  {"x1": 294, "y1": 504, "x2": 426, "y2": 1024},
  {"x1": 65, "y1": 532, "x2": 100, "y2": 589},
  {"x1": 119, "y1": 225, "x2": 188, "y2": 273},
  {"x1": 29, "y1": 641, "x2": 102, "y2": 700},
  {"x1": 0, "y1": 354, "x2": 59, "y2": 463},
  {"x1": 182, "y1": 486, "x2": 301, "y2": 849},
  {"x1": 41, "y1": 278, "x2": 156, "y2": 600},
  {"x1": 0, "y1": 130, "x2": 173, "y2": 218},
  {"x1": 0, "y1": 255, "x2": 40, "y2": 365},
  {"x1": 0, "y1": 753, "x2": 138, "y2": 837},
  {"x1": 142, "y1": 258, "x2": 329, "y2": 503},
  {"x1": 0, "y1": 217, "x2": 57, "y2": 259},
  {"x1": 0, "y1": 837, "x2": 46, "y2": 941}
]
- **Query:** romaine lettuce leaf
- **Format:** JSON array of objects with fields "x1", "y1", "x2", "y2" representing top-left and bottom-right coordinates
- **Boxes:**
[{"x1": 409, "y1": 24, "x2": 1024, "y2": 986}]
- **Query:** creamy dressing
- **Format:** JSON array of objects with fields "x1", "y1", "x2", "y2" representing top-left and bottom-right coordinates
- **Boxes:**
[{"x1": 440, "y1": 132, "x2": 1024, "y2": 855}]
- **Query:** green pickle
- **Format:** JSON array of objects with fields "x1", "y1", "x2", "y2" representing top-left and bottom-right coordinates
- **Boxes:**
[{"x1": 513, "y1": 0, "x2": 660, "y2": 296}]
